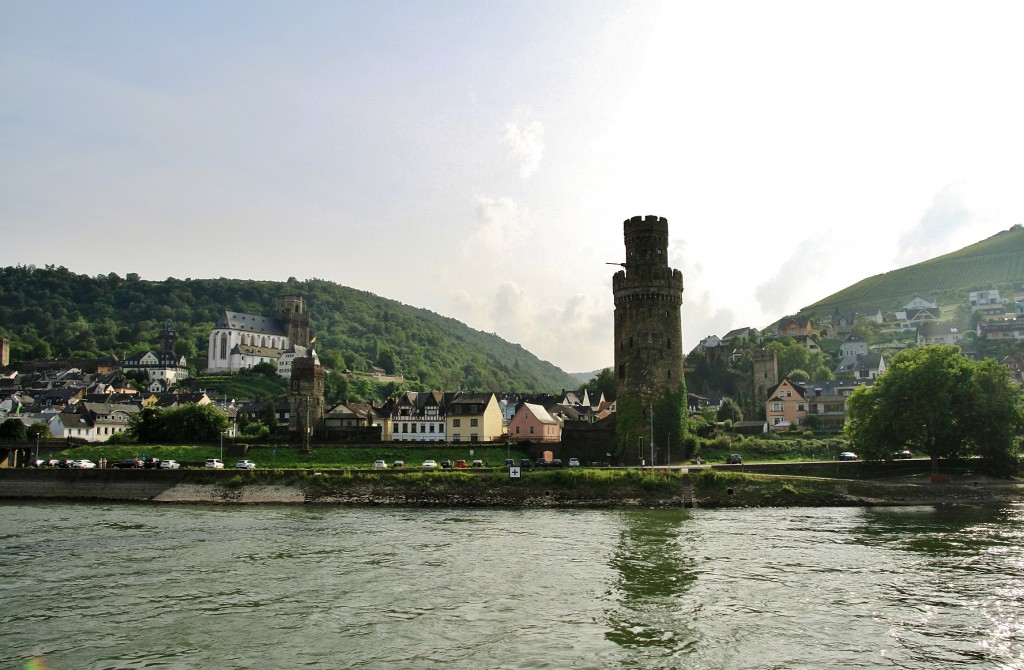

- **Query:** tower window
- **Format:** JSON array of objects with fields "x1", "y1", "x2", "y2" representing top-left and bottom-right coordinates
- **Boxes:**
[{"x1": 618, "y1": 364, "x2": 625, "y2": 380}]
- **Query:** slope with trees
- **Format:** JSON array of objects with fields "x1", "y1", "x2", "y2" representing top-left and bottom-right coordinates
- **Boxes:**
[{"x1": 0, "y1": 266, "x2": 579, "y2": 394}]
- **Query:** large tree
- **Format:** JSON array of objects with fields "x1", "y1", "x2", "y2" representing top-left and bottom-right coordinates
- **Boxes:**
[{"x1": 845, "y1": 345, "x2": 1024, "y2": 474}]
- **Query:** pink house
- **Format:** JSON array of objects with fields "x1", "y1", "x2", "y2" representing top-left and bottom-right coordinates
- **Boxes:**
[{"x1": 507, "y1": 402, "x2": 562, "y2": 442}]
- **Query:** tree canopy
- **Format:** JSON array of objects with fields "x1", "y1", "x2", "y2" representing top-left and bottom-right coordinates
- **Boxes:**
[{"x1": 845, "y1": 345, "x2": 1024, "y2": 474}]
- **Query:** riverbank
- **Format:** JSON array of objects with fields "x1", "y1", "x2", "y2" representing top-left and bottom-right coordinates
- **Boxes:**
[{"x1": 1, "y1": 467, "x2": 1020, "y2": 508}]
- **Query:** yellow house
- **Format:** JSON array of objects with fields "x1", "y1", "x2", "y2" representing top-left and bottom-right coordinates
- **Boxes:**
[{"x1": 445, "y1": 392, "x2": 503, "y2": 442}]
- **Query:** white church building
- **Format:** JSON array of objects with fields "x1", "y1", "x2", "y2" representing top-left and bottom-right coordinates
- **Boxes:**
[{"x1": 206, "y1": 296, "x2": 311, "y2": 377}]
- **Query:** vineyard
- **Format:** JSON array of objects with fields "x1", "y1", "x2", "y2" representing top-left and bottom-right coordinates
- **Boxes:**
[{"x1": 802, "y1": 225, "x2": 1024, "y2": 316}]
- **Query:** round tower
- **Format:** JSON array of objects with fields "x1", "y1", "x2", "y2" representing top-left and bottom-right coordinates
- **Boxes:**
[
  {"x1": 612, "y1": 215, "x2": 686, "y2": 464},
  {"x1": 277, "y1": 295, "x2": 310, "y2": 347}
]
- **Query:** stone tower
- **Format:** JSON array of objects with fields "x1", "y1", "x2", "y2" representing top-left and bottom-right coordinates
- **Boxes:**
[
  {"x1": 751, "y1": 348, "x2": 779, "y2": 419},
  {"x1": 612, "y1": 215, "x2": 685, "y2": 464},
  {"x1": 289, "y1": 349, "x2": 324, "y2": 445},
  {"x1": 277, "y1": 295, "x2": 310, "y2": 347}
]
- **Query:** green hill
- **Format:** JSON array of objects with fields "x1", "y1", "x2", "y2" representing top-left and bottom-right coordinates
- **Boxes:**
[
  {"x1": 0, "y1": 267, "x2": 579, "y2": 393},
  {"x1": 801, "y1": 225, "x2": 1024, "y2": 317}
]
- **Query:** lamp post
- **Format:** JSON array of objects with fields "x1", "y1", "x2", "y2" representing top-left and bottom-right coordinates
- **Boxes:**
[{"x1": 220, "y1": 431, "x2": 224, "y2": 463}]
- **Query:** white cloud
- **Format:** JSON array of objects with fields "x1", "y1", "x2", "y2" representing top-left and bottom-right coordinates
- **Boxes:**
[
  {"x1": 896, "y1": 184, "x2": 974, "y2": 265},
  {"x1": 502, "y1": 107, "x2": 545, "y2": 180}
]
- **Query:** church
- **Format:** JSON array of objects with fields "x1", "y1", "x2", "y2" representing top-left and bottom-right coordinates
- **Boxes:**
[{"x1": 206, "y1": 296, "x2": 311, "y2": 376}]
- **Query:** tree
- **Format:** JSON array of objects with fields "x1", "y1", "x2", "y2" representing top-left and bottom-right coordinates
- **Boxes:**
[
  {"x1": 845, "y1": 345, "x2": 1024, "y2": 475},
  {"x1": 581, "y1": 368, "x2": 616, "y2": 401},
  {"x1": 0, "y1": 418, "x2": 27, "y2": 442},
  {"x1": 717, "y1": 397, "x2": 744, "y2": 423}
]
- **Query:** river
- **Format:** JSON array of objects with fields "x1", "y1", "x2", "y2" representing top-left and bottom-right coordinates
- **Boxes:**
[{"x1": 1, "y1": 501, "x2": 1022, "y2": 669}]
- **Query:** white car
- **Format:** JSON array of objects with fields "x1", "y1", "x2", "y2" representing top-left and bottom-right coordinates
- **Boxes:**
[
  {"x1": 235, "y1": 460, "x2": 256, "y2": 469},
  {"x1": 373, "y1": 460, "x2": 388, "y2": 469},
  {"x1": 205, "y1": 459, "x2": 224, "y2": 469},
  {"x1": 422, "y1": 459, "x2": 438, "y2": 469},
  {"x1": 73, "y1": 459, "x2": 96, "y2": 469},
  {"x1": 159, "y1": 460, "x2": 180, "y2": 469},
  {"x1": 568, "y1": 458, "x2": 581, "y2": 467}
]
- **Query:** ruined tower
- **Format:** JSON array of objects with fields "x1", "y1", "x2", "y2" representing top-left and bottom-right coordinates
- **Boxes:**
[
  {"x1": 612, "y1": 215, "x2": 686, "y2": 464},
  {"x1": 751, "y1": 348, "x2": 779, "y2": 420},
  {"x1": 289, "y1": 349, "x2": 324, "y2": 446},
  {"x1": 277, "y1": 295, "x2": 310, "y2": 347}
]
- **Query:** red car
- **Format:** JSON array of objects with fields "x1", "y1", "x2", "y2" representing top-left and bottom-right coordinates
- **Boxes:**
[{"x1": 455, "y1": 459, "x2": 468, "y2": 468}]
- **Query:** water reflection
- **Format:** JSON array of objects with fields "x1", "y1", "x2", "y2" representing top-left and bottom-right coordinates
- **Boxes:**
[{"x1": 605, "y1": 510, "x2": 697, "y2": 654}]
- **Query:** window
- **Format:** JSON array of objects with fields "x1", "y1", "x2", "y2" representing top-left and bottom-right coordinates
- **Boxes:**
[
  {"x1": 771, "y1": 402, "x2": 783, "y2": 412},
  {"x1": 453, "y1": 433, "x2": 461, "y2": 441},
  {"x1": 797, "y1": 404, "x2": 806, "y2": 412},
  {"x1": 516, "y1": 426, "x2": 520, "y2": 434},
  {"x1": 453, "y1": 419, "x2": 461, "y2": 427},
  {"x1": 529, "y1": 426, "x2": 534, "y2": 434},
  {"x1": 470, "y1": 418, "x2": 478, "y2": 427}
]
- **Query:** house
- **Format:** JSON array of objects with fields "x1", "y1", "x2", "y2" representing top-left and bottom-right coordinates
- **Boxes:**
[
  {"x1": 839, "y1": 334, "x2": 869, "y2": 360},
  {"x1": 721, "y1": 326, "x2": 763, "y2": 344},
  {"x1": 797, "y1": 380, "x2": 871, "y2": 430},
  {"x1": 904, "y1": 307, "x2": 939, "y2": 324},
  {"x1": 969, "y1": 289, "x2": 1005, "y2": 306},
  {"x1": 836, "y1": 353, "x2": 886, "y2": 380},
  {"x1": 766, "y1": 378, "x2": 870, "y2": 431},
  {"x1": 55, "y1": 402, "x2": 138, "y2": 442},
  {"x1": 917, "y1": 323, "x2": 963, "y2": 346},
  {"x1": 507, "y1": 402, "x2": 562, "y2": 442},
  {"x1": 904, "y1": 295, "x2": 938, "y2": 310},
  {"x1": 323, "y1": 402, "x2": 381, "y2": 441},
  {"x1": 276, "y1": 345, "x2": 314, "y2": 380},
  {"x1": 776, "y1": 316, "x2": 815, "y2": 338},
  {"x1": 121, "y1": 322, "x2": 189, "y2": 387},
  {"x1": 766, "y1": 379, "x2": 809, "y2": 430},
  {"x1": 695, "y1": 335, "x2": 722, "y2": 353},
  {"x1": 793, "y1": 335, "x2": 822, "y2": 352},
  {"x1": 382, "y1": 391, "x2": 448, "y2": 442},
  {"x1": 445, "y1": 392, "x2": 503, "y2": 442},
  {"x1": 978, "y1": 316, "x2": 1024, "y2": 342}
]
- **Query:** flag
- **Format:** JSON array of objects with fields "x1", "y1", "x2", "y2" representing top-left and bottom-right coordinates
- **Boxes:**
[{"x1": 309, "y1": 336, "x2": 316, "y2": 345}]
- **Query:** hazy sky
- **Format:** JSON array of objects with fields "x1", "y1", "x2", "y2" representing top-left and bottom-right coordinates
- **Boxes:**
[{"x1": 2, "y1": 1, "x2": 1022, "y2": 373}]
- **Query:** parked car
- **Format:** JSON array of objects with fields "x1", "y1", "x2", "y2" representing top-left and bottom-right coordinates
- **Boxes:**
[
  {"x1": 505, "y1": 458, "x2": 516, "y2": 468},
  {"x1": 520, "y1": 458, "x2": 532, "y2": 469},
  {"x1": 73, "y1": 459, "x2": 96, "y2": 469},
  {"x1": 472, "y1": 459, "x2": 484, "y2": 468},
  {"x1": 550, "y1": 458, "x2": 563, "y2": 467},
  {"x1": 535, "y1": 457, "x2": 549, "y2": 468},
  {"x1": 143, "y1": 458, "x2": 161, "y2": 469},
  {"x1": 422, "y1": 459, "x2": 439, "y2": 469},
  {"x1": 204, "y1": 458, "x2": 224, "y2": 469},
  {"x1": 838, "y1": 452, "x2": 858, "y2": 461},
  {"x1": 113, "y1": 459, "x2": 143, "y2": 469},
  {"x1": 568, "y1": 458, "x2": 581, "y2": 467},
  {"x1": 159, "y1": 459, "x2": 180, "y2": 469},
  {"x1": 455, "y1": 459, "x2": 468, "y2": 469},
  {"x1": 726, "y1": 454, "x2": 743, "y2": 464},
  {"x1": 47, "y1": 459, "x2": 62, "y2": 468},
  {"x1": 392, "y1": 460, "x2": 405, "y2": 468},
  {"x1": 893, "y1": 450, "x2": 913, "y2": 459},
  {"x1": 373, "y1": 460, "x2": 388, "y2": 469},
  {"x1": 235, "y1": 460, "x2": 256, "y2": 469},
  {"x1": 440, "y1": 460, "x2": 453, "y2": 469}
]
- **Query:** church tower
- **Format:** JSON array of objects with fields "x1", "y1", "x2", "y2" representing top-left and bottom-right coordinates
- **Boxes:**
[
  {"x1": 160, "y1": 322, "x2": 177, "y2": 353},
  {"x1": 612, "y1": 215, "x2": 686, "y2": 464},
  {"x1": 277, "y1": 296, "x2": 310, "y2": 347}
]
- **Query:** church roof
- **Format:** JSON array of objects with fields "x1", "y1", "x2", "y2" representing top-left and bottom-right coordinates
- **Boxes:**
[{"x1": 215, "y1": 311, "x2": 286, "y2": 335}]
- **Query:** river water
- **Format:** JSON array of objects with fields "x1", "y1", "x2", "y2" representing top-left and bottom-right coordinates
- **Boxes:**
[{"x1": 2, "y1": 501, "x2": 1023, "y2": 670}]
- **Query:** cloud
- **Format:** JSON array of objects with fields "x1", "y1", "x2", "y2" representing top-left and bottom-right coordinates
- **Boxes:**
[
  {"x1": 895, "y1": 184, "x2": 973, "y2": 265},
  {"x1": 754, "y1": 237, "x2": 834, "y2": 317},
  {"x1": 502, "y1": 107, "x2": 545, "y2": 180}
]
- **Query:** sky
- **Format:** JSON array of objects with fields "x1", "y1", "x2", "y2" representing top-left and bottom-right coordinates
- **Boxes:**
[{"x1": 2, "y1": 1, "x2": 1022, "y2": 373}]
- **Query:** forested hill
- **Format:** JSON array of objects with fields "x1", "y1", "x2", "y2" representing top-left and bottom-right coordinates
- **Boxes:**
[
  {"x1": 801, "y1": 225, "x2": 1024, "y2": 317},
  {"x1": 0, "y1": 266, "x2": 579, "y2": 393}
]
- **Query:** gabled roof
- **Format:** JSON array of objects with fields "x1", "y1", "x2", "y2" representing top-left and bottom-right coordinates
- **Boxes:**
[
  {"x1": 518, "y1": 402, "x2": 560, "y2": 425},
  {"x1": 215, "y1": 311, "x2": 286, "y2": 335}
]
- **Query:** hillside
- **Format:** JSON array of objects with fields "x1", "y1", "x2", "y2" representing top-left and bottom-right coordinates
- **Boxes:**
[
  {"x1": 800, "y1": 225, "x2": 1024, "y2": 317},
  {"x1": 0, "y1": 266, "x2": 579, "y2": 393}
]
